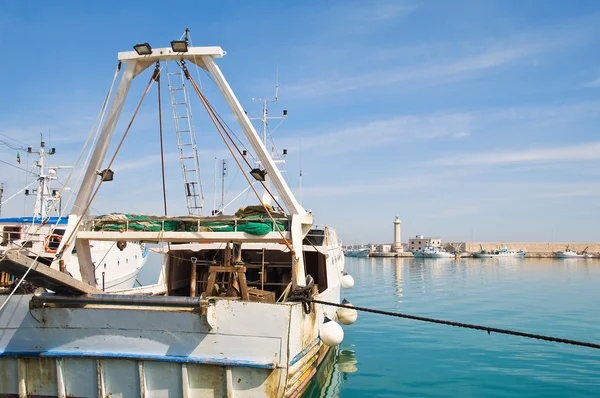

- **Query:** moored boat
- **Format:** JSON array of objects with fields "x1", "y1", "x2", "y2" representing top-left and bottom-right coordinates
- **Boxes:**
[
  {"x1": 0, "y1": 140, "x2": 147, "y2": 291},
  {"x1": 473, "y1": 245, "x2": 527, "y2": 259},
  {"x1": 423, "y1": 245, "x2": 453, "y2": 258},
  {"x1": 0, "y1": 32, "x2": 356, "y2": 397},
  {"x1": 554, "y1": 246, "x2": 592, "y2": 259},
  {"x1": 344, "y1": 247, "x2": 370, "y2": 257}
]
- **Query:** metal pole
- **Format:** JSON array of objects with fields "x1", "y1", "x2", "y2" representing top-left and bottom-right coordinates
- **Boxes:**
[
  {"x1": 0, "y1": 183, "x2": 4, "y2": 217},
  {"x1": 261, "y1": 248, "x2": 265, "y2": 291},
  {"x1": 221, "y1": 159, "x2": 226, "y2": 210},
  {"x1": 190, "y1": 256, "x2": 197, "y2": 298},
  {"x1": 32, "y1": 293, "x2": 204, "y2": 308}
]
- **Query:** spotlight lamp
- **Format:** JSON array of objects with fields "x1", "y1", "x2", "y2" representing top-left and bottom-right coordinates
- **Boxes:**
[
  {"x1": 133, "y1": 43, "x2": 152, "y2": 56},
  {"x1": 171, "y1": 40, "x2": 188, "y2": 53},
  {"x1": 250, "y1": 168, "x2": 266, "y2": 182},
  {"x1": 97, "y1": 169, "x2": 114, "y2": 182}
]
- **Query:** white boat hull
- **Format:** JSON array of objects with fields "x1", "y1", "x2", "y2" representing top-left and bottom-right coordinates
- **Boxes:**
[
  {"x1": 1, "y1": 223, "x2": 148, "y2": 291},
  {"x1": 0, "y1": 288, "x2": 339, "y2": 397},
  {"x1": 473, "y1": 252, "x2": 527, "y2": 258},
  {"x1": 344, "y1": 249, "x2": 370, "y2": 258},
  {"x1": 424, "y1": 252, "x2": 453, "y2": 258},
  {"x1": 555, "y1": 253, "x2": 584, "y2": 258},
  {"x1": 411, "y1": 250, "x2": 424, "y2": 258}
]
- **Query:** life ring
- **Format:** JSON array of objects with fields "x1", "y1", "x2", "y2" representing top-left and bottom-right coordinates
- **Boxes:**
[{"x1": 44, "y1": 234, "x2": 62, "y2": 254}]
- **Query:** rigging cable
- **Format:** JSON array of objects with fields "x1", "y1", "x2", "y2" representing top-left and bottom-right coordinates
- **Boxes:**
[
  {"x1": 197, "y1": 67, "x2": 256, "y2": 159},
  {"x1": 198, "y1": 90, "x2": 287, "y2": 211},
  {"x1": 0, "y1": 159, "x2": 38, "y2": 177},
  {"x1": 56, "y1": 64, "x2": 159, "y2": 259},
  {"x1": 155, "y1": 62, "x2": 168, "y2": 217},
  {"x1": 59, "y1": 62, "x2": 123, "y2": 219},
  {"x1": 183, "y1": 65, "x2": 294, "y2": 254},
  {"x1": 0, "y1": 132, "x2": 28, "y2": 147},
  {"x1": 1, "y1": 63, "x2": 124, "y2": 311},
  {"x1": 0, "y1": 139, "x2": 27, "y2": 151},
  {"x1": 302, "y1": 298, "x2": 600, "y2": 350}
]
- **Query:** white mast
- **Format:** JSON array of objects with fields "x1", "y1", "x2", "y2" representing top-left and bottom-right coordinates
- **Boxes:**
[
  {"x1": 249, "y1": 66, "x2": 288, "y2": 208},
  {"x1": 28, "y1": 137, "x2": 59, "y2": 219}
]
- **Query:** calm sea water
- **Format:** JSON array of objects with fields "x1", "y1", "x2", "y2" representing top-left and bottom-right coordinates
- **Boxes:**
[
  {"x1": 304, "y1": 257, "x2": 600, "y2": 397},
  {"x1": 137, "y1": 256, "x2": 600, "y2": 397}
]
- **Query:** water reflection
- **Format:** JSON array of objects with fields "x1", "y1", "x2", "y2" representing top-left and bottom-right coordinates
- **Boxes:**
[
  {"x1": 302, "y1": 346, "x2": 359, "y2": 397},
  {"x1": 394, "y1": 263, "x2": 403, "y2": 300}
]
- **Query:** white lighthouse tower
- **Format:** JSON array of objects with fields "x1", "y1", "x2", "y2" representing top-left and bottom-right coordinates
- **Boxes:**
[{"x1": 391, "y1": 216, "x2": 403, "y2": 253}]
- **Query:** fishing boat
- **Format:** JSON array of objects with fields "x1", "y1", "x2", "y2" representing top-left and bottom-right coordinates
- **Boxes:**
[
  {"x1": 411, "y1": 242, "x2": 432, "y2": 258},
  {"x1": 0, "y1": 140, "x2": 147, "y2": 291},
  {"x1": 344, "y1": 247, "x2": 370, "y2": 257},
  {"x1": 0, "y1": 32, "x2": 356, "y2": 397},
  {"x1": 554, "y1": 246, "x2": 592, "y2": 259},
  {"x1": 473, "y1": 245, "x2": 527, "y2": 259},
  {"x1": 423, "y1": 245, "x2": 453, "y2": 258}
]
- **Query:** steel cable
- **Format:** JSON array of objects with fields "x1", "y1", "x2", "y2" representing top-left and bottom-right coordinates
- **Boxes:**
[{"x1": 306, "y1": 298, "x2": 600, "y2": 350}]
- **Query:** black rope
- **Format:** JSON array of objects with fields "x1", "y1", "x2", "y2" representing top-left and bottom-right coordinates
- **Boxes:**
[
  {"x1": 307, "y1": 299, "x2": 600, "y2": 350},
  {"x1": 287, "y1": 275, "x2": 315, "y2": 314}
]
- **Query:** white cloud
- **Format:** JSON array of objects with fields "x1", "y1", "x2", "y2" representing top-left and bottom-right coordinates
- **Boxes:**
[
  {"x1": 584, "y1": 77, "x2": 600, "y2": 87},
  {"x1": 283, "y1": 112, "x2": 472, "y2": 155},
  {"x1": 435, "y1": 141, "x2": 600, "y2": 166},
  {"x1": 285, "y1": 43, "x2": 545, "y2": 99}
]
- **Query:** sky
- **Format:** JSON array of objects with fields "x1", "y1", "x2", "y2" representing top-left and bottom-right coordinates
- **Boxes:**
[{"x1": 0, "y1": 0, "x2": 599, "y2": 244}]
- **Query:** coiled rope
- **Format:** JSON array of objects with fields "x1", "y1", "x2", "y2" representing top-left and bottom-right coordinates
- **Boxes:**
[{"x1": 305, "y1": 298, "x2": 600, "y2": 350}]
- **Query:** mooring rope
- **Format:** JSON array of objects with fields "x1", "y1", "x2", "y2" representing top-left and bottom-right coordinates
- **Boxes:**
[{"x1": 305, "y1": 298, "x2": 600, "y2": 350}]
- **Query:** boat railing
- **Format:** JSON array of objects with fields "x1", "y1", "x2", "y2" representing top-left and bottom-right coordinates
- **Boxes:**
[{"x1": 85, "y1": 214, "x2": 289, "y2": 234}]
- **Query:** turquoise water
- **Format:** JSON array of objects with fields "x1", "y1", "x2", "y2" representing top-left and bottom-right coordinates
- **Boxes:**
[
  {"x1": 304, "y1": 257, "x2": 600, "y2": 397},
  {"x1": 137, "y1": 255, "x2": 600, "y2": 396}
]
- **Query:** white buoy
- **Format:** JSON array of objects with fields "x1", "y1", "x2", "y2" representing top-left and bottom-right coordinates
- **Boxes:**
[
  {"x1": 341, "y1": 272, "x2": 354, "y2": 289},
  {"x1": 337, "y1": 299, "x2": 358, "y2": 325},
  {"x1": 319, "y1": 316, "x2": 344, "y2": 347}
]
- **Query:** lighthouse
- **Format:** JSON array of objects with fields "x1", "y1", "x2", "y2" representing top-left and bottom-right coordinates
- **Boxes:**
[{"x1": 391, "y1": 216, "x2": 403, "y2": 252}]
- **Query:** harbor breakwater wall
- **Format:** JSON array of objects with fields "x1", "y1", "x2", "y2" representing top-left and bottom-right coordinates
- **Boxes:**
[{"x1": 447, "y1": 242, "x2": 600, "y2": 257}]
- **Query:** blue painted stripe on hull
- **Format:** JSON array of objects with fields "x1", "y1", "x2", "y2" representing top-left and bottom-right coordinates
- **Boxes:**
[
  {"x1": 0, "y1": 216, "x2": 68, "y2": 225},
  {"x1": 0, "y1": 350, "x2": 276, "y2": 369},
  {"x1": 289, "y1": 337, "x2": 321, "y2": 366}
]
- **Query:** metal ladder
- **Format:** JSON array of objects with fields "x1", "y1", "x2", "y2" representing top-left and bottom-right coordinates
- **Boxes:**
[{"x1": 166, "y1": 63, "x2": 204, "y2": 215}]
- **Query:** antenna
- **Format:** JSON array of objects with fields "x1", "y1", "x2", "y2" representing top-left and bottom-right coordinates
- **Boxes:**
[
  {"x1": 220, "y1": 159, "x2": 227, "y2": 210},
  {"x1": 275, "y1": 65, "x2": 279, "y2": 101},
  {"x1": 213, "y1": 157, "x2": 217, "y2": 215}
]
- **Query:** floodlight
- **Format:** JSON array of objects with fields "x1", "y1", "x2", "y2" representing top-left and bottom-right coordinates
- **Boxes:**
[
  {"x1": 97, "y1": 169, "x2": 114, "y2": 182},
  {"x1": 250, "y1": 168, "x2": 266, "y2": 182},
  {"x1": 171, "y1": 40, "x2": 188, "y2": 53},
  {"x1": 133, "y1": 43, "x2": 152, "y2": 56}
]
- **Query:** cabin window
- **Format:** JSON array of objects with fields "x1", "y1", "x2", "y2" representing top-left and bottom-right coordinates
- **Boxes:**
[
  {"x1": 303, "y1": 229, "x2": 325, "y2": 246},
  {"x1": 2, "y1": 226, "x2": 22, "y2": 245},
  {"x1": 305, "y1": 251, "x2": 328, "y2": 293},
  {"x1": 46, "y1": 234, "x2": 62, "y2": 252}
]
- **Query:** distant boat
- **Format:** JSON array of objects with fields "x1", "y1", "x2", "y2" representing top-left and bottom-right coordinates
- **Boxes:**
[
  {"x1": 473, "y1": 245, "x2": 527, "y2": 258},
  {"x1": 423, "y1": 245, "x2": 453, "y2": 258},
  {"x1": 411, "y1": 249, "x2": 424, "y2": 258},
  {"x1": 554, "y1": 246, "x2": 592, "y2": 259},
  {"x1": 345, "y1": 247, "x2": 371, "y2": 257},
  {"x1": 412, "y1": 243, "x2": 444, "y2": 258}
]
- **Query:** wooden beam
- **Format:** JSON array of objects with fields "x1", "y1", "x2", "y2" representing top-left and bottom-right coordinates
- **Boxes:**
[{"x1": 0, "y1": 250, "x2": 103, "y2": 295}]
